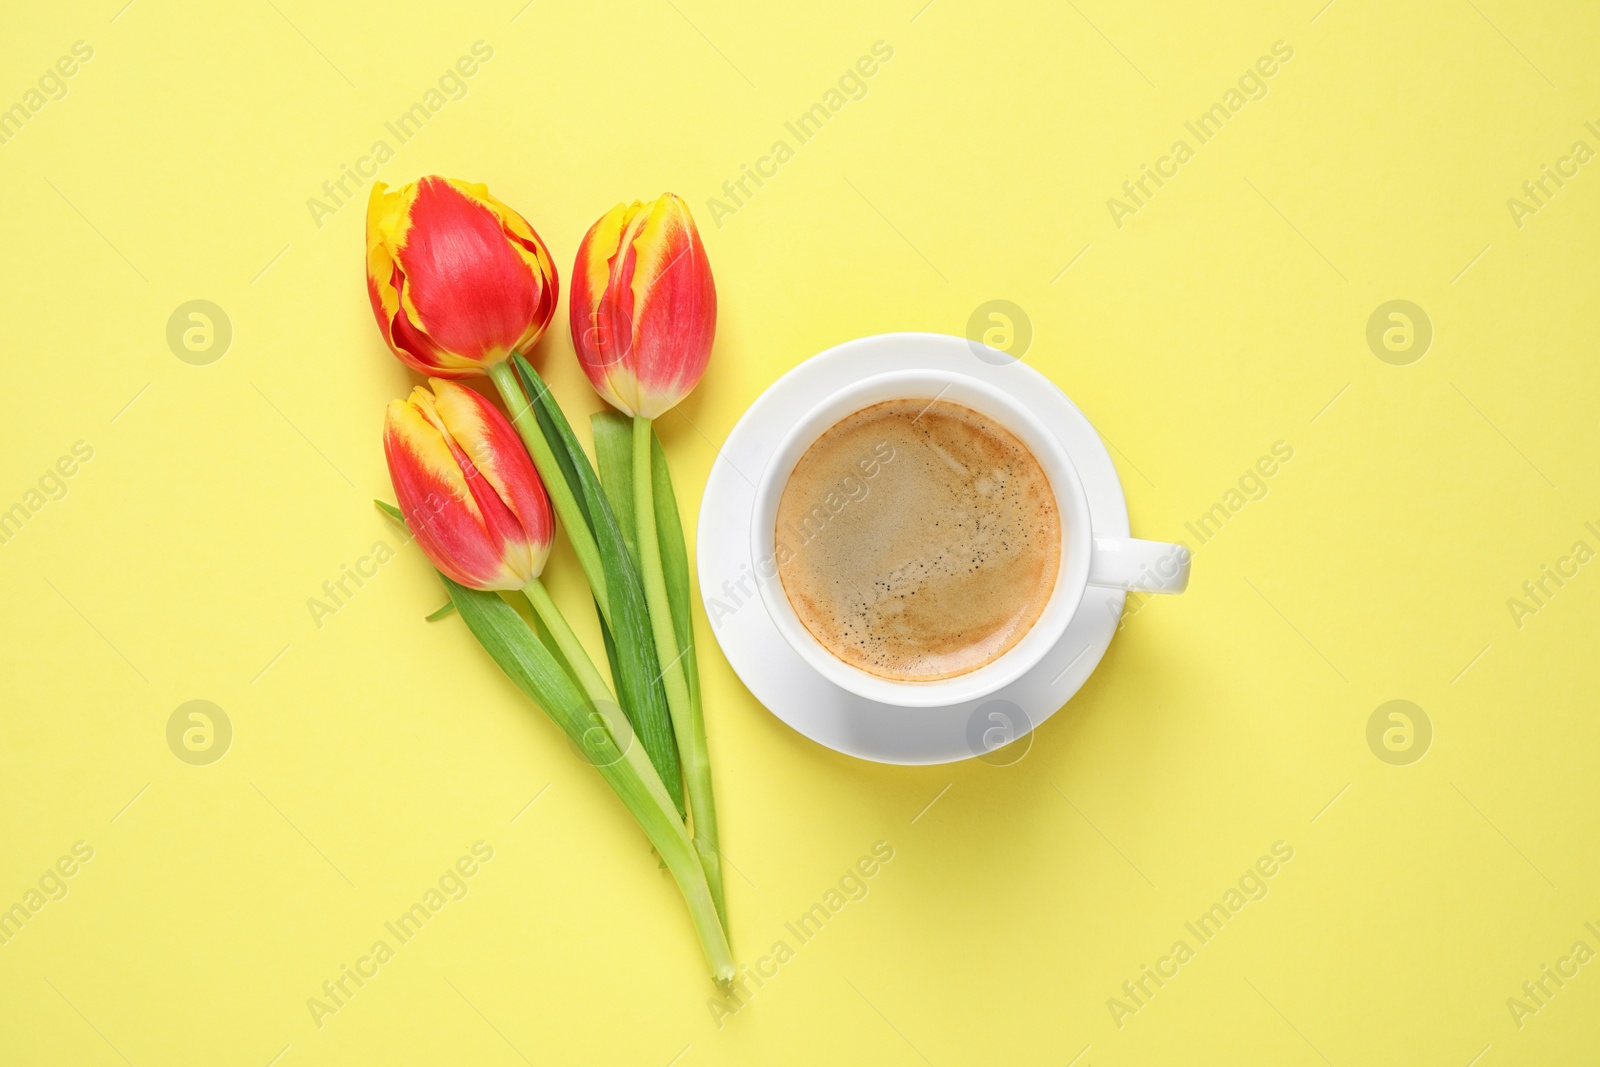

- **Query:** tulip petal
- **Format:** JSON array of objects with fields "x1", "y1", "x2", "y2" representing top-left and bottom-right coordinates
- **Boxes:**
[
  {"x1": 569, "y1": 202, "x2": 640, "y2": 413},
  {"x1": 366, "y1": 176, "x2": 559, "y2": 378},
  {"x1": 580, "y1": 202, "x2": 633, "y2": 319},
  {"x1": 440, "y1": 429, "x2": 534, "y2": 586},
  {"x1": 384, "y1": 400, "x2": 523, "y2": 589},
  {"x1": 444, "y1": 179, "x2": 561, "y2": 356},
  {"x1": 367, "y1": 183, "x2": 468, "y2": 376},
  {"x1": 625, "y1": 195, "x2": 715, "y2": 418},
  {"x1": 429, "y1": 379, "x2": 554, "y2": 576},
  {"x1": 568, "y1": 194, "x2": 714, "y2": 418},
  {"x1": 391, "y1": 179, "x2": 530, "y2": 365}
]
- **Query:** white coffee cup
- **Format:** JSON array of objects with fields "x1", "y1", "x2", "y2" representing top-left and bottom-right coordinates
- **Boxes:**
[{"x1": 749, "y1": 368, "x2": 1189, "y2": 708}]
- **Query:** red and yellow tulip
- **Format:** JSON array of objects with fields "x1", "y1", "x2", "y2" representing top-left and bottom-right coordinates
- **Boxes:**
[
  {"x1": 569, "y1": 193, "x2": 724, "y2": 927},
  {"x1": 367, "y1": 176, "x2": 558, "y2": 379},
  {"x1": 569, "y1": 193, "x2": 715, "y2": 418},
  {"x1": 367, "y1": 177, "x2": 735, "y2": 984},
  {"x1": 384, "y1": 379, "x2": 553, "y2": 591}
]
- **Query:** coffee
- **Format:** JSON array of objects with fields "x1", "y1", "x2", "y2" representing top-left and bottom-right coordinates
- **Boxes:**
[{"x1": 775, "y1": 398, "x2": 1060, "y2": 682}]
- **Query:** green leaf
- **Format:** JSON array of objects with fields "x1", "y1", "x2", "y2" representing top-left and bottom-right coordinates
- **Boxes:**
[
  {"x1": 439, "y1": 571, "x2": 735, "y2": 983},
  {"x1": 510, "y1": 354, "x2": 684, "y2": 814},
  {"x1": 591, "y1": 411, "x2": 638, "y2": 560},
  {"x1": 425, "y1": 601, "x2": 457, "y2": 621},
  {"x1": 526, "y1": 593, "x2": 585, "y2": 696},
  {"x1": 590, "y1": 414, "x2": 640, "y2": 798},
  {"x1": 650, "y1": 428, "x2": 701, "y2": 713},
  {"x1": 526, "y1": 383, "x2": 595, "y2": 535},
  {"x1": 596, "y1": 597, "x2": 623, "y2": 700},
  {"x1": 490, "y1": 362, "x2": 611, "y2": 620},
  {"x1": 440, "y1": 576, "x2": 602, "y2": 750},
  {"x1": 378, "y1": 497, "x2": 733, "y2": 982},
  {"x1": 644, "y1": 425, "x2": 725, "y2": 929}
]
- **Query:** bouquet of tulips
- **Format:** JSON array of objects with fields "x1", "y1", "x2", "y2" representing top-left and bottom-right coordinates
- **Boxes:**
[{"x1": 364, "y1": 177, "x2": 731, "y2": 984}]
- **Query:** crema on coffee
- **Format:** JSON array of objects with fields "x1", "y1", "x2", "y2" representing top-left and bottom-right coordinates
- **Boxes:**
[{"x1": 775, "y1": 398, "x2": 1060, "y2": 682}]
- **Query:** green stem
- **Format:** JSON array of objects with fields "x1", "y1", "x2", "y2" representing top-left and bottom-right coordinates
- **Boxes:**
[
  {"x1": 611, "y1": 760, "x2": 735, "y2": 987},
  {"x1": 632, "y1": 415, "x2": 725, "y2": 928},
  {"x1": 488, "y1": 359, "x2": 610, "y2": 626},
  {"x1": 521, "y1": 576, "x2": 731, "y2": 982},
  {"x1": 417, "y1": 565, "x2": 732, "y2": 983},
  {"x1": 525, "y1": 577, "x2": 687, "y2": 836},
  {"x1": 523, "y1": 578, "x2": 612, "y2": 708}
]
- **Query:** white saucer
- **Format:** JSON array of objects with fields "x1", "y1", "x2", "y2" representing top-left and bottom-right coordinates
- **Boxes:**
[{"x1": 696, "y1": 333, "x2": 1128, "y2": 765}]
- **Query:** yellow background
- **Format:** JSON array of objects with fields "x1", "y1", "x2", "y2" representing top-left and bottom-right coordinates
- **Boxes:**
[{"x1": 3, "y1": 0, "x2": 1597, "y2": 1063}]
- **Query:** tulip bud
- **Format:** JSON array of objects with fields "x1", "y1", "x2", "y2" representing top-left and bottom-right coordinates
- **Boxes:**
[
  {"x1": 367, "y1": 176, "x2": 559, "y2": 378},
  {"x1": 384, "y1": 379, "x2": 553, "y2": 591},
  {"x1": 569, "y1": 193, "x2": 715, "y2": 418}
]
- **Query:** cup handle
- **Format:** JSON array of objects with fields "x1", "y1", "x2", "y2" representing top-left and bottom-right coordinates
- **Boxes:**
[{"x1": 1088, "y1": 537, "x2": 1191, "y2": 593}]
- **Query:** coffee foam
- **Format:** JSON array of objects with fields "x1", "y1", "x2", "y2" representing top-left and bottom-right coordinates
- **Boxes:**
[{"x1": 775, "y1": 398, "x2": 1061, "y2": 682}]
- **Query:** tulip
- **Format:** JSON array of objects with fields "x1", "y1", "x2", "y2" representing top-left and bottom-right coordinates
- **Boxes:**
[
  {"x1": 569, "y1": 193, "x2": 715, "y2": 419},
  {"x1": 382, "y1": 379, "x2": 631, "y2": 766},
  {"x1": 383, "y1": 378, "x2": 553, "y2": 591},
  {"x1": 384, "y1": 382, "x2": 669, "y2": 878},
  {"x1": 367, "y1": 175, "x2": 610, "y2": 618},
  {"x1": 378, "y1": 385, "x2": 733, "y2": 984},
  {"x1": 571, "y1": 193, "x2": 723, "y2": 923},
  {"x1": 366, "y1": 176, "x2": 558, "y2": 378}
]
